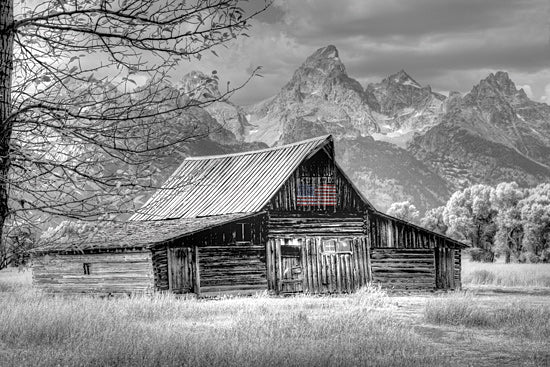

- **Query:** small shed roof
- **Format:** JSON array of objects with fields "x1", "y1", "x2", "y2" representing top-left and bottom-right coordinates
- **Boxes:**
[
  {"x1": 130, "y1": 135, "x2": 348, "y2": 220},
  {"x1": 34, "y1": 212, "x2": 261, "y2": 254}
]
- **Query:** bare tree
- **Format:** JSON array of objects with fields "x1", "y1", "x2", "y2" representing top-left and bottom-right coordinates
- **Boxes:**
[{"x1": 0, "y1": 0, "x2": 270, "y2": 267}]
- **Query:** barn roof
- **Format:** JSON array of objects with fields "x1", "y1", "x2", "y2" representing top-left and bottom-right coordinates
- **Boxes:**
[
  {"x1": 33, "y1": 212, "x2": 262, "y2": 254},
  {"x1": 130, "y1": 135, "x2": 371, "y2": 220}
]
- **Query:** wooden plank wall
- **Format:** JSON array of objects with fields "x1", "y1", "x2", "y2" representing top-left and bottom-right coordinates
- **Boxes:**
[
  {"x1": 168, "y1": 247, "x2": 194, "y2": 293},
  {"x1": 370, "y1": 249, "x2": 436, "y2": 291},
  {"x1": 32, "y1": 252, "x2": 154, "y2": 294},
  {"x1": 369, "y1": 212, "x2": 461, "y2": 250},
  {"x1": 268, "y1": 216, "x2": 365, "y2": 236},
  {"x1": 454, "y1": 250, "x2": 461, "y2": 289},
  {"x1": 199, "y1": 245, "x2": 267, "y2": 294},
  {"x1": 269, "y1": 149, "x2": 368, "y2": 213},
  {"x1": 435, "y1": 248, "x2": 460, "y2": 290},
  {"x1": 151, "y1": 247, "x2": 168, "y2": 291},
  {"x1": 151, "y1": 215, "x2": 267, "y2": 292},
  {"x1": 266, "y1": 236, "x2": 370, "y2": 294}
]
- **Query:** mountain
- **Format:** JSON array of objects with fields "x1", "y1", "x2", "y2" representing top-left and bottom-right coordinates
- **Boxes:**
[
  {"x1": 179, "y1": 71, "x2": 251, "y2": 141},
  {"x1": 165, "y1": 47, "x2": 550, "y2": 214},
  {"x1": 242, "y1": 46, "x2": 454, "y2": 212},
  {"x1": 366, "y1": 70, "x2": 447, "y2": 148},
  {"x1": 244, "y1": 45, "x2": 378, "y2": 146},
  {"x1": 409, "y1": 72, "x2": 550, "y2": 190}
]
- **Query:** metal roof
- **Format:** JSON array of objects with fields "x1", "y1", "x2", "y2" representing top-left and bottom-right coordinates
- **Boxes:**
[
  {"x1": 130, "y1": 135, "x2": 338, "y2": 220},
  {"x1": 34, "y1": 212, "x2": 262, "y2": 253}
]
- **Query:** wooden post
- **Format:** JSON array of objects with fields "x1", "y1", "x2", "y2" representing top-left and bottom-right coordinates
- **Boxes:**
[
  {"x1": 167, "y1": 247, "x2": 173, "y2": 292},
  {"x1": 365, "y1": 237, "x2": 372, "y2": 283},
  {"x1": 276, "y1": 238, "x2": 282, "y2": 294},
  {"x1": 193, "y1": 246, "x2": 200, "y2": 296}
]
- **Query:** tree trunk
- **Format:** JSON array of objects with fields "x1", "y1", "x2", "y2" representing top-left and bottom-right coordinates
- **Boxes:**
[{"x1": 0, "y1": 0, "x2": 14, "y2": 267}]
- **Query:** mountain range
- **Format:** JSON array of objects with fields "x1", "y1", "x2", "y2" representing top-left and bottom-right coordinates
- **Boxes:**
[{"x1": 170, "y1": 45, "x2": 550, "y2": 213}]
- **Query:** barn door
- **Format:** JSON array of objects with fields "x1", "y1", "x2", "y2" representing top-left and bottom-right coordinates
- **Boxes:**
[
  {"x1": 280, "y1": 242, "x2": 303, "y2": 293},
  {"x1": 320, "y1": 238, "x2": 357, "y2": 293},
  {"x1": 266, "y1": 236, "x2": 371, "y2": 295},
  {"x1": 168, "y1": 247, "x2": 194, "y2": 293}
]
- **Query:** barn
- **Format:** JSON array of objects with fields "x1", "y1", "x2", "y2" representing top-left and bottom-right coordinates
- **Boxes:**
[{"x1": 32, "y1": 135, "x2": 466, "y2": 295}]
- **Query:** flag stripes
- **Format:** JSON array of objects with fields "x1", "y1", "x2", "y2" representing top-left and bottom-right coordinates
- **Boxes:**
[{"x1": 297, "y1": 184, "x2": 337, "y2": 206}]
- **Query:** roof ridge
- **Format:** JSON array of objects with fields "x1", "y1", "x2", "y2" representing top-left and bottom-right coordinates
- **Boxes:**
[{"x1": 185, "y1": 135, "x2": 332, "y2": 160}]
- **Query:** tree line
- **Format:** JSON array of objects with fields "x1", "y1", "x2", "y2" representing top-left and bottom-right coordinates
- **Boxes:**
[{"x1": 388, "y1": 182, "x2": 550, "y2": 263}]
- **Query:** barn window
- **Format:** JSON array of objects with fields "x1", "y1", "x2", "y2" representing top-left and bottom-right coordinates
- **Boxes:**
[
  {"x1": 236, "y1": 223, "x2": 251, "y2": 241},
  {"x1": 322, "y1": 239, "x2": 352, "y2": 254},
  {"x1": 337, "y1": 239, "x2": 352, "y2": 253},
  {"x1": 322, "y1": 239, "x2": 337, "y2": 253},
  {"x1": 83, "y1": 263, "x2": 90, "y2": 275}
]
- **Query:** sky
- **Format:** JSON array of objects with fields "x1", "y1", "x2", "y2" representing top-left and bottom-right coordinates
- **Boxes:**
[{"x1": 176, "y1": 0, "x2": 550, "y2": 106}]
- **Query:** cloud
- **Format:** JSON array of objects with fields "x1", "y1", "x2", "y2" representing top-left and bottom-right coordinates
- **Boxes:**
[
  {"x1": 541, "y1": 84, "x2": 550, "y2": 102},
  {"x1": 172, "y1": 0, "x2": 550, "y2": 105},
  {"x1": 519, "y1": 85, "x2": 534, "y2": 99}
]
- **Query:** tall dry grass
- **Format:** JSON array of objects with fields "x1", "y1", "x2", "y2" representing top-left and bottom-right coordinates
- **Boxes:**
[
  {"x1": 0, "y1": 276, "x2": 445, "y2": 367},
  {"x1": 424, "y1": 292, "x2": 550, "y2": 340},
  {"x1": 462, "y1": 260, "x2": 550, "y2": 288}
]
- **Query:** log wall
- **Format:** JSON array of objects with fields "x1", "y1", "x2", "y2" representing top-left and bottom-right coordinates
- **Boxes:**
[
  {"x1": 268, "y1": 215, "x2": 365, "y2": 236},
  {"x1": 199, "y1": 245, "x2": 267, "y2": 295},
  {"x1": 370, "y1": 248, "x2": 436, "y2": 291},
  {"x1": 152, "y1": 215, "x2": 267, "y2": 293},
  {"x1": 32, "y1": 251, "x2": 154, "y2": 294}
]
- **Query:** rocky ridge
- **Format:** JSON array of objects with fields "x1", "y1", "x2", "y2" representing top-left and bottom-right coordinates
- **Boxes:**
[{"x1": 171, "y1": 46, "x2": 550, "y2": 213}]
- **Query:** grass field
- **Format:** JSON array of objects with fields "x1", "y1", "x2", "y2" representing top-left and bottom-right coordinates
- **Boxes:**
[
  {"x1": 0, "y1": 261, "x2": 549, "y2": 367},
  {"x1": 462, "y1": 260, "x2": 550, "y2": 288}
]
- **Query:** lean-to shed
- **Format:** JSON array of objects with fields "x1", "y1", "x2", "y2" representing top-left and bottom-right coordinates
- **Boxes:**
[{"x1": 32, "y1": 135, "x2": 467, "y2": 295}]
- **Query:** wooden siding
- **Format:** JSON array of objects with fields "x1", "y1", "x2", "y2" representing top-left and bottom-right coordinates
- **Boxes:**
[
  {"x1": 199, "y1": 245, "x2": 267, "y2": 295},
  {"x1": 266, "y1": 236, "x2": 371, "y2": 294},
  {"x1": 268, "y1": 215, "x2": 365, "y2": 236},
  {"x1": 369, "y1": 211, "x2": 463, "y2": 249},
  {"x1": 454, "y1": 250, "x2": 461, "y2": 289},
  {"x1": 151, "y1": 247, "x2": 169, "y2": 291},
  {"x1": 168, "y1": 247, "x2": 195, "y2": 293},
  {"x1": 172, "y1": 215, "x2": 266, "y2": 248},
  {"x1": 152, "y1": 216, "x2": 268, "y2": 295},
  {"x1": 269, "y1": 149, "x2": 368, "y2": 213},
  {"x1": 32, "y1": 252, "x2": 154, "y2": 294},
  {"x1": 370, "y1": 249, "x2": 436, "y2": 291},
  {"x1": 435, "y1": 248, "x2": 460, "y2": 290}
]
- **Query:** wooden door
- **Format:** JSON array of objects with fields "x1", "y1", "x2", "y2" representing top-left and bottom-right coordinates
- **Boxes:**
[
  {"x1": 280, "y1": 243, "x2": 303, "y2": 293},
  {"x1": 320, "y1": 238, "x2": 360, "y2": 293},
  {"x1": 168, "y1": 247, "x2": 194, "y2": 293},
  {"x1": 266, "y1": 236, "x2": 371, "y2": 295}
]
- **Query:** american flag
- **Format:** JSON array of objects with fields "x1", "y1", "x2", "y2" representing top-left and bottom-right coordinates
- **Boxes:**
[{"x1": 297, "y1": 184, "x2": 337, "y2": 206}]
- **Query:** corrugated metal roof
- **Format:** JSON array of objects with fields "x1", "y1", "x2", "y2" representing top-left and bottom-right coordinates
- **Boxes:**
[
  {"x1": 130, "y1": 135, "x2": 334, "y2": 220},
  {"x1": 34, "y1": 212, "x2": 262, "y2": 253}
]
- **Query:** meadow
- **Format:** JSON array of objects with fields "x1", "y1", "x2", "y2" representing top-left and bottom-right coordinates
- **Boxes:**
[{"x1": 0, "y1": 261, "x2": 549, "y2": 367}]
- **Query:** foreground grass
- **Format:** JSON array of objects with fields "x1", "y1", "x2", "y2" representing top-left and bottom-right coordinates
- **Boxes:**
[
  {"x1": 0, "y1": 282, "x2": 443, "y2": 367},
  {"x1": 2, "y1": 266, "x2": 549, "y2": 366},
  {"x1": 462, "y1": 260, "x2": 550, "y2": 288}
]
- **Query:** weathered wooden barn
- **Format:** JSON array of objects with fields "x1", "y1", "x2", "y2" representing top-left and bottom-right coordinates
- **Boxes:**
[{"x1": 32, "y1": 135, "x2": 466, "y2": 295}]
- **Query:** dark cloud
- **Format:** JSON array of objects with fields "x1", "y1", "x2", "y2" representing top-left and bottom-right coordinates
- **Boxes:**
[
  {"x1": 288, "y1": 0, "x2": 540, "y2": 40},
  {"x1": 190, "y1": 0, "x2": 550, "y2": 105}
]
